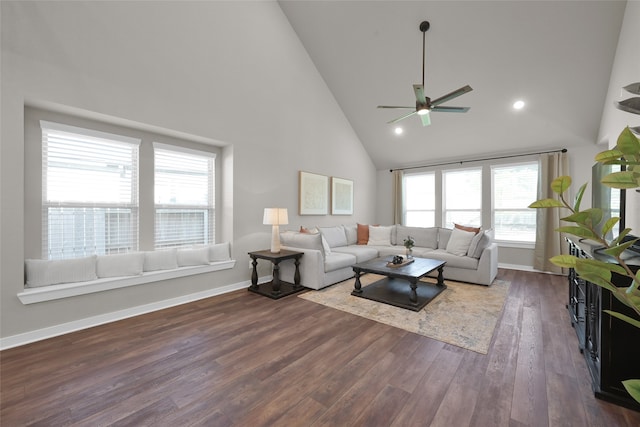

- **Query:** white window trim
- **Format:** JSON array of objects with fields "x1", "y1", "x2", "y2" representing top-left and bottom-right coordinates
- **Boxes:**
[{"x1": 17, "y1": 260, "x2": 235, "y2": 305}]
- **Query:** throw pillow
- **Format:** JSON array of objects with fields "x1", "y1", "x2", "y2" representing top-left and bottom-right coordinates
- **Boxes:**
[
  {"x1": 469, "y1": 229, "x2": 493, "y2": 258},
  {"x1": 144, "y1": 249, "x2": 178, "y2": 271},
  {"x1": 177, "y1": 247, "x2": 210, "y2": 267},
  {"x1": 368, "y1": 225, "x2": 393, "y2": 246},
  {"x1": 446, "y1": 227, "x2": 476, "y2": 256},
  {"x1": 343, "y1": 224, "x2": 358, "y2": 245},
  {"x1": 209, "y1": 242, "x2": 231, "y2": 261},
  {"x1": 97, "y1": 252, "x2": 145, "y2": 278},
  {"x1": 300, "y1": 226, "x2": 319, "y2": 234},
  {"x1": 319, "y1": 226, "x2": 348, "y2": 248},
  {"x1": 280, "y1": 232, "x2": 325, "y2": 257},
  {"x1": 25, "y1": 255, "x2": 97, "y2": 287},
  {"x1": 455, "y1": 223, "x2": 481, "y2": 234},
  {"x1": 357, "y1": 223, "x2": 369, "y2": 245}
]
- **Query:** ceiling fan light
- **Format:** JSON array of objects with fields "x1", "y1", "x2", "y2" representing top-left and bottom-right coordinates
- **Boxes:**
[{"x1": 417, "y1": 108, "x2": 429, "y2": 115}]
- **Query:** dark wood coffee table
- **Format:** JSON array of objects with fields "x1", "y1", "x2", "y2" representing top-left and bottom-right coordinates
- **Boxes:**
[{"x1": 351, "y1": 256, "x2": 446, "y2": 311}]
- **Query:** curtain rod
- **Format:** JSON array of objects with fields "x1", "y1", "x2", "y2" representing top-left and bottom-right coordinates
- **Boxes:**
[{"x1": 389, "y1": 148, "x2": 568, "y2": 172}]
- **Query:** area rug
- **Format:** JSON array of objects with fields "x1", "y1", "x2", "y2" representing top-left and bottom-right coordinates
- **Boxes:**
[{"x1": 298, "y1": 275, "x2": 510, "y2": 354}]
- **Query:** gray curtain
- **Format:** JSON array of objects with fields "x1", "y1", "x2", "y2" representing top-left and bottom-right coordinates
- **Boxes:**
[
  {"x1": 393, "y1": 170, "x2": 404, "y2": 225},
  {"x1": 534, "y1": 152, "x2": 569, "y2": 273}
]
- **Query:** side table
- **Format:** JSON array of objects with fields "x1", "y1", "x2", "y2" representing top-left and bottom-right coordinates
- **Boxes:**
[{"x1": 248, "y1": 249, "x2": 304, "y2": 299}]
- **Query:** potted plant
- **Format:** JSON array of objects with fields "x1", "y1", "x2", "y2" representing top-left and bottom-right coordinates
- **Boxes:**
[
  {"x1": 403, "y1": 235, "x2": 415, "y2": 258},
  {"x1": 529, "y1": 126, "x2": 640, "y2": 404}
]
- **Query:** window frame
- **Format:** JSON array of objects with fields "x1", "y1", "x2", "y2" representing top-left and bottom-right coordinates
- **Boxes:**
[
  {"x1": 153, "y1": 142, "x2": 216, "y2": 249},
  {"x1": 40, "y1": 120, "x2": 141, "y2": 260},
  {"x1": 491, "y1": 160, "x2": 539, "y2": 245}
]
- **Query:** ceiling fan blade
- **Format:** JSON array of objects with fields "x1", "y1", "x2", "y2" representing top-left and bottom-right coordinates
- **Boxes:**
[
  {"x1": 413, "y1": 84, "x2": 427, "y2": 104},
  {"x1": 377, "y1": 105, "x2": 415, "y2": 109},
  {"x1": 615, "y1": 97, "x2": 640, "y2": 115},
  {"x1": 431, "y1": 106, "x2": 470, "y2": 113},
  {"x1": 431, "y1": 85, "x2": 473, "y2": 107},
  {"x1": 388, "y1": 110, "x2": 418, "y2": 124},
  {"x1": 623, "y1": 82, "x2": 640, "y2": 95},
  {"x1": 420, "y1": 112, "x2": 431, "y2": 127}
]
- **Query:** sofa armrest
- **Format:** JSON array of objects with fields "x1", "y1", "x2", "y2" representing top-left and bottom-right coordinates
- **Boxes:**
[
  {"x1": 475, "y1": 243, "x2": 498, "y2": 285},
  {"x1": 280, "y1": 245, "x2": 325, "y2": 290}
]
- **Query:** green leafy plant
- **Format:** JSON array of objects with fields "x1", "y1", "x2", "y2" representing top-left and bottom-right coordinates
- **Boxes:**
[
  {"x1": 529, "y1": 127, "x2": 640, "y2": 404},
  {"x1": 403, "y1": 235, "x2": 415, "y2": 249}
]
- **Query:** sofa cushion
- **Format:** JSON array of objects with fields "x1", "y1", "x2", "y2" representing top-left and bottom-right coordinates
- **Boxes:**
[
  {"x1": 428, "y1": 249, "x2": 479, "y2": 269},
  {"x1": 368, "y1": 225, "x2": 393, "y2": 246},
  {"x1": 144, "y1": 249, "x2": 178, "y2": 272},
  {"x1": 281, "y1": 231, "x2": 325, "y2": 256},
  {"x1": 343, "y1": 224, "x2": 358, "y2": 245},
  {"x1": 332, "y1": 245, "x2": 379, "y2": 262},
  {"x1": 357, "y1": 223, "x2": 370, "y2": 245},
  {"x1": 324, "y1": 252, "x2": 356, "y2": 272},
  {"x1": 438, "y1": 228, "x2": 452, "y2": 249},
  {"x1": 396, "y1": 225, "x2": 438, "y2": 249},
  {"x1": 468, "y1": 229, "x2": 493, "y2": 258},
  {"x1": 446, "y1": 227, "x2": 476, "y2": 256},
  {"x1": 319, "y1": 226, "x2": 348, "y2": 248},
  {"x1": 25, "y1": 255, "x2": 98, "y2": 287}
]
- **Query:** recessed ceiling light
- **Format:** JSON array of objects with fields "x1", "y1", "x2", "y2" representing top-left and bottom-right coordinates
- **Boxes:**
[
  {"x1": 513, "y1": 100, "x2": 525, "y2": 110},
  {"x1": 394, "y1": 127, "x2": 403, "y2": 135}
]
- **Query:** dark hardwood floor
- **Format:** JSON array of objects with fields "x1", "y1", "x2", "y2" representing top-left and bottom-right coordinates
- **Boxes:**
[{"x1": 2, "y1": 269, "x2": 640, "y2": 426}]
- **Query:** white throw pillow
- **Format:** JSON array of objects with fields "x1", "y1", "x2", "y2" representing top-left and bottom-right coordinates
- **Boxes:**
[
  {"x1": 25, "y1": 256, "x2": 97, "y2": 287},
  {"x1": 468, "y1": 229, "x2": 493, "y2": 258},
  {"x1": 319, "y1": 226, "x2": 348, "y2": 248},
  {"x1": 177, "y1": 247, "x2": 211, "y2": 266},
  {"x1": 144, "y1": 249, "x2": 178, "y2": 271},
  {"x1": 321, "y1": 236, "x2": 332, "y2": 254},
  {"x1": 368, "y1": 225, "x2": 393, "y2": 246},
  {"x1": 446, "y1": 227, "x2": 476, "y2": 256},
  {"x1": 97, "y1": 252, "x2": 145, "y2": 278},
  {"x1": 209, "y1": 242, "x2": 231, "y2": 261},
  {"x1": 342, "y1": 224, "x2": 358, "y2": 245}
]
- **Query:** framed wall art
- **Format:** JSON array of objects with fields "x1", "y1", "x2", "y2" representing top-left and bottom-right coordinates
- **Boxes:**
[
  {"x1": 331, "y1": 176, "x2": 353, "y2": 215},
  {"x1": 299, "y1": 171, "x2": 329, "y2": 215}
]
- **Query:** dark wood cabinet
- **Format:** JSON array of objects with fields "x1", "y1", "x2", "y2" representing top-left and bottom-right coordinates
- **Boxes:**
[{"x1": 567, "y1": 238, "x2": 640, "y2": 411}]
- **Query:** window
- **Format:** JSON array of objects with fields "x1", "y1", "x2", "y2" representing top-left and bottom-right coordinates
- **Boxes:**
[
  {"x1": 41, "y1": 121, "x2": 140, "y2": 259},
  {"x1": 154, "y1": 143, "x2": 215, "y2": 248},
  {"x1": 404, "y1": 173, "x2": 435, "y2": 227},
  {"x1": 492, "y1": 162, "x2": 538, "y2": 242},
  {"x1": 443, "y1": 168, "x2": 482, "y2": 228}
]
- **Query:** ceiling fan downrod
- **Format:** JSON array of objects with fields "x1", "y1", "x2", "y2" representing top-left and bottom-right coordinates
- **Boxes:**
[{"x1": 419, "y1": 21, "x2": 430, "y2": 88}]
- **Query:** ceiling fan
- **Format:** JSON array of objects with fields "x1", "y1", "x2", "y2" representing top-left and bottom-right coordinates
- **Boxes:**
[{"x1": 378, "y1": 21, "x2": 472, "y2": 127}]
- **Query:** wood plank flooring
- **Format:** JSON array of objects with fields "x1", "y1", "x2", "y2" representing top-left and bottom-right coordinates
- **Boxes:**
[{"x1": 2, "y1": 269, "x2": 640, "y2": 426}]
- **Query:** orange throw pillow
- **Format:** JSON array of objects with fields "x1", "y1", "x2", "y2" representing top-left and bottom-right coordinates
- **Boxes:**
[
  {"x1": 454, "y1": 223, "x2": 481, "y2": 234},
  {"x1": 357, "y1": 223, "x2": 370, "y2": 245}
]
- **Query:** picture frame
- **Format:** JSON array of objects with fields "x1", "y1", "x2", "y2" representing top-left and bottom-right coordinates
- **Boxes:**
[
  {"x1": 331, "y1": 176, "x2": 354, "y2": 215},
  {"x1": 299, "y1": 171, "x2": 329, "y2": 215}
]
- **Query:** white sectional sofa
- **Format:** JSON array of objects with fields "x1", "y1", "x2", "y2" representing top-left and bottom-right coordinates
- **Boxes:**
[{"x1": 279, "y1": 224, "x2": 498, "y2": 290}]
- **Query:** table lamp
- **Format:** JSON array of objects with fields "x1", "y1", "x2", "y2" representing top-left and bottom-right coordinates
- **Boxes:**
[{"x1": 263, "y1": 208, "x2": 288, "y2": 253}]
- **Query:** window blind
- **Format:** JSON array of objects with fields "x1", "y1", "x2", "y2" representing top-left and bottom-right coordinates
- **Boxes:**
[
  {"x1": 404, "y1": 172, "x2": 435, "y2": 227},
  {"x1": 443, "y1": 168, "x2": 482, "y2": 228},
  {"x1": 41, "y1": 121, "x2": 140, "y2": 259},
  {"x1": 492, "y1": 162, "x2": 538, "y2": 242},
  {"x1": 153, "y1": 143, "x2": 215, "y2": 248}
]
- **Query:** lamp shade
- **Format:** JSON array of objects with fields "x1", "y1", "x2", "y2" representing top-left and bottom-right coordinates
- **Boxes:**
[{"x1": 263, "y1": 208, "x2": 288, "y2": 225}]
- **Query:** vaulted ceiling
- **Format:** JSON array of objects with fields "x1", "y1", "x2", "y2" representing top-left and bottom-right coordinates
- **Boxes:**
[{"x1": 279, "y1": 1, "x2": 626, "y2": 170}]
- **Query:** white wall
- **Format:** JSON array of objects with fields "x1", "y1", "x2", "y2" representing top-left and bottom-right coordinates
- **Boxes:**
[
  {"x1": 598, "y1": 1, "x2": 640, "y2": 233},
  {"x1": 0, "y1": 1, "x2": 377, "y2": 340}
]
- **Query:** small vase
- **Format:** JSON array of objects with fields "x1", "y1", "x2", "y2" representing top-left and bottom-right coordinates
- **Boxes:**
[{"x1": 406, "y1": 247, "x2": 413, "y2": 259}]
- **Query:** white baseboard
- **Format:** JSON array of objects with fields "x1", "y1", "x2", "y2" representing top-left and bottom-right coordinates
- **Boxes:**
[
  {"x1": 498, "y1": 263, "x2": 563, "y2": 275},
  {"x1": 0, "y1": 276, "x2": 270, "y2": 351}
]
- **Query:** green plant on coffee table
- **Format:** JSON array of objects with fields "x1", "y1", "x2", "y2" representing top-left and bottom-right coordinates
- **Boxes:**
[
  {"x1": 403, "y1": 235, "x2": 415, "y2": 249},
  {"x1": 529, "y1": 127, "x2": 640, "y2": 404}
]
